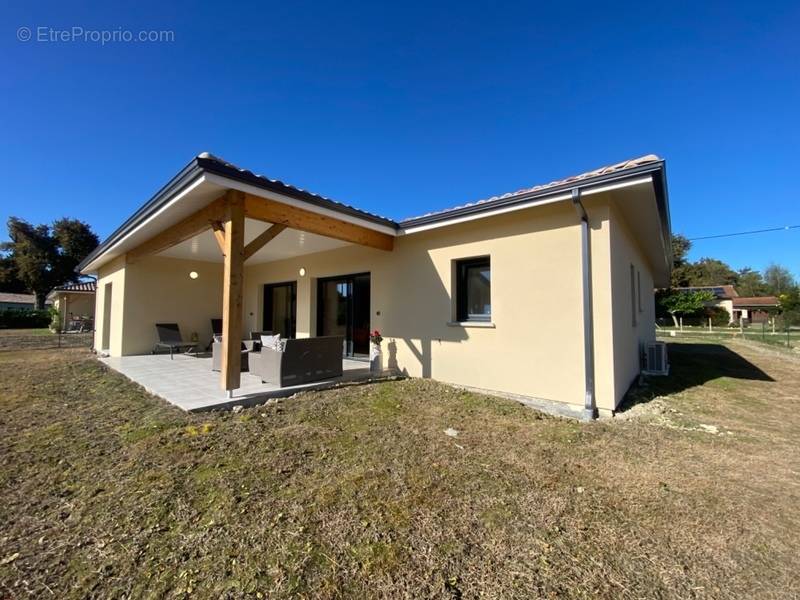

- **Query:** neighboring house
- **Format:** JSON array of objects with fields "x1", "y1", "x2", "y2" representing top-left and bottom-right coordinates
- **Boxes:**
[
  {"x1": 78, "y1": 153, "x2": 672, "y2": 418},
  {"x1": 676, "y1": 285, "x2": 738, "y2": 322},
  {"x1": 677, "y1": 285, "x2": 778, "y2": 324},
  {"x1": 732, "y1": 296, "x2": 779, "y2": 324},
  {"x1": 47, "y1": 281, "x2": 97, "y2": 329},
  {"x1": 0, "y1": 292, "x2": 37, "y2": 311}
]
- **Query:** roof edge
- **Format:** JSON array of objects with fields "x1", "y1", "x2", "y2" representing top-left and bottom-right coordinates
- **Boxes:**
[
  {"x1": 78, "y1": 156, "x2": 205, "y2": 272},
  {"x1": 398, "y1": 160, "x2": 667, "y2": 229},
  {"x1": 196, "y1": 155, "x2": 398, "y2": 230}
]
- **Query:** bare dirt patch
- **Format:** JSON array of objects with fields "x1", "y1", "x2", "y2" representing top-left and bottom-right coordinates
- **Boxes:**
[{"x1": 1, "y1": 344, "x2": 798, "y2": 598}]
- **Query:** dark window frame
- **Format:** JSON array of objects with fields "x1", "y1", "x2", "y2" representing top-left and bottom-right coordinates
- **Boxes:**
[
  {"x1": 262, "y1": 281, "x2": 297, "y2": 339},
  {"x1": 316, "y1": 272, "x2": 371, "y2": 356},
  {"x1": 455, "y1": 256, "x2": 491, "y2": 322}
]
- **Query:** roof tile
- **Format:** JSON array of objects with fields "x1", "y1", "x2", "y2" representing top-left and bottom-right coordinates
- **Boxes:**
[{"x1": 401, "y1": 154, "x2": 661, "y2": 223}]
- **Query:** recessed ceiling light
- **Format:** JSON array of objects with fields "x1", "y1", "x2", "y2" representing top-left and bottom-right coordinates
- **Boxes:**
[{"x1": 189, "y1": 271, "x2": 199, "y2": 280}]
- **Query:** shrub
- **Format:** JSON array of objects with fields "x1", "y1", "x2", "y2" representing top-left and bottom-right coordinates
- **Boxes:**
[
  {"x1": 0, "y1": 309, "x2": 52, "y2": 329},
  {"x1": 676, "y1": 306, "x2": 729, "y2": 327},
  {"x1": 705, "y1": 306, "x2": 731, "y2": 327}
]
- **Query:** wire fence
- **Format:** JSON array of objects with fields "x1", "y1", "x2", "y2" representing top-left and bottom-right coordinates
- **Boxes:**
[
  {"x1": 656, "y1": 320, "x2": 799, "y2": 350},
  {"x1": 0, "y1": 329, "x2": 94, "y2": 352}
]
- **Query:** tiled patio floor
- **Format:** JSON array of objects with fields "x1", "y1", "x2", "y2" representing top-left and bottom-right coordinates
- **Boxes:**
[{"x1": 99, "y1": 353, "x2": 374, "y2": 412}]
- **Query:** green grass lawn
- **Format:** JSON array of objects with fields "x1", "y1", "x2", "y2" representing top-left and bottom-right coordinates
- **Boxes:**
[
  {"x1": 1, "y1": 342, "x2": 798, "y2": 598},
  {"x1": 0, "y1": 328, "x2": 52, "y2": 336}
]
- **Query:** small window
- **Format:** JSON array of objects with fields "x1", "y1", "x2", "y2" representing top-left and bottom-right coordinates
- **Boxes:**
[
  {"x1": 630, "y1": 264, "x2": 637, "y2": 327},
  {"x1": 456, "y1": 256, "x2": 491, "y2": 322},
  {"x1": 637, "y1": 270, "x2": 642, "y2": 313}
]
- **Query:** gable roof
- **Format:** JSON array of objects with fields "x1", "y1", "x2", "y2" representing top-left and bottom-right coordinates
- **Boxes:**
[
  {"x1": 733, "y1": 296, "x2": 779, "y2": 307},
  {"x1": 0, "y1": 292, "x2": 35, "y2": 305},
  {"x1": 197, "y1": 153, "x2": 396, "y2": 228},
  {"x1": 677, "y1": 285, "x2": 739, "y2": 299},
  {"x1": 79, "y1": 152, "x2": 670, "y2": 275},
  {"x1": 400, "y1": 155, "x2": 662, "y2": 226},
  {"x1": 51, "y1": 281, "x2": 97, "y2": 294}
]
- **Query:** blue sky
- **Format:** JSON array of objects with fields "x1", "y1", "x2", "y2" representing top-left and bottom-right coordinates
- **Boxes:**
[{"x1": 2, "y1": 1, "x2": 798, "y2": 277}]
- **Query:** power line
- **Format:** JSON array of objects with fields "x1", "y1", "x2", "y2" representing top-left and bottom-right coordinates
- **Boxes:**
[{"x1": 689, "y1": 225, "x2": 800, "y2": 241}]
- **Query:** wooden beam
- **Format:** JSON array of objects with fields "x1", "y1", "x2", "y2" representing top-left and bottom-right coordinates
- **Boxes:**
[
  {"x1": 211, "y1": 222, "x2": 226, "y2": 255},
  {"x1": 243, "y1": 224, "x2": 287, "y2": 261},
  {"x1": 243, "y1": 193, "x2": 394, "y2": 251},
  {"x1": 220, "y1": 191, "x2": 245, "y2": 392},
  {"x1": 127, "y1": 195, "x2": 227, "y2": 263}
]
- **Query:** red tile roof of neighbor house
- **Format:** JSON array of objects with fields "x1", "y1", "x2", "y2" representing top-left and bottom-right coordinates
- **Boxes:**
[
  {"x1": 51, "y1": 281, "x2": 97, "y2": 293},
  {"x1": 402, "y1": 154, "x2": 662, "y2": 222},
  {"x1": 733, "y1": 296, "x2": 779, "y2": 307}
]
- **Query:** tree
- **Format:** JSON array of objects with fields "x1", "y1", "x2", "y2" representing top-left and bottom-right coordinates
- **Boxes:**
[
  {"x1": 737, "y1": 267, "x2": 767, "y2": 297},
  {"x1": 656, "y1": 289, "x2": 716, "y2": 327},
  {"x1": 777, "y1": 289, "x2": 800, "y2": 329},
  {"x1": 686, "y1": 257, "x2": 739, "y2": 287},
  {"x1": 0, "y1": 217, "x2": 99, "y2": 308},
  {"x1": 669, "y1": 234, "x2": 694, "y2": 287},
  {"x1": 0, "y1": 254, "x2": 27, "y2": 293},
  {"x1": 763, "y1": 263, "x2": 796, "y2": 296}
]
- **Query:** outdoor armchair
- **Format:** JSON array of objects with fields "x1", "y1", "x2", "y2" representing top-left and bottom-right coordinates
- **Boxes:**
[{"x1": 152, "y1": 323, "x2": 197, "y2": 359}]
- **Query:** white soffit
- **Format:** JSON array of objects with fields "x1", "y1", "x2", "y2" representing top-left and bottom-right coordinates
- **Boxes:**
[
  {"x1": 82, "y1": 175, "x2": 213, "y2": 272},
  {"x1": 158, "y1": 219, "x2": 350, "y2": 264}
]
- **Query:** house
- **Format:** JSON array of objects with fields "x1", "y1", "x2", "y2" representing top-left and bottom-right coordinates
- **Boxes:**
[
  {"x1": 0, "y1": 292, "x2": 37, "y2": 311},
  {"x1": 677, "y1": 285, "x2": 778, "y2": 324},
  {"x1": 676, "y1": 285, "x2": 738, "y2": 322},
  {"x1": 47, "y1": 281, "x2": 97, "y2": 330},
  {"x1": 78, "y1": 153, "x2": 671, "y2": 419},
  {"x1": 732, "y1": 296, "x2": 779, "y2": 324}
]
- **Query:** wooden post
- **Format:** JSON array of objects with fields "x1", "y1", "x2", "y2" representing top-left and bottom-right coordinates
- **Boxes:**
[
  {"x1": 679, "y1": 316, "x2": 683, "y2": 332},
  {"x1": 220, "y1": 191, "x2": 245, "y2": 394},
  {"x1": 708, "y1": 317, "x2": 712, "y2": 332}
]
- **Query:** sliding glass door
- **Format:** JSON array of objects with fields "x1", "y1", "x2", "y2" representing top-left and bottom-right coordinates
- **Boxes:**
[
  {"x1": 263, "y1": 282, "x2": 297, "y2": 339},
  {"x1": 317, "y1": 273, "x2": 370, "y2": 356}
]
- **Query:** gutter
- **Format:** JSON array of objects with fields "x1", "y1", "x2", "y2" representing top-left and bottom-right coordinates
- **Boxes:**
[
  {"x1": 399, "y1": 161, "x2": 666, "y2": 229},
  {"x1": 571, "y1": 188, "x2": 598, "y2": 421}
]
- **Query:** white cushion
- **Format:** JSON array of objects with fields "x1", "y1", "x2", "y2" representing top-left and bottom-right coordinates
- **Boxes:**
[{"x1": 261, "y1": 334, "x2": 282, "y2": 351}]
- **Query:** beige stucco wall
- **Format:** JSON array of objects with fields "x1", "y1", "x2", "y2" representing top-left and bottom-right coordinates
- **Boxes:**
[
  {"x1": 243, "y1": 200, "x2": 617, "y2": 412},
  {"x1": 95, "y1": 255, "x2": 223, "y2": 355},
  {"x1": 95, "y1": 193, "x2": 656, "y2": 413},
  {"x1": 608, "y1": 204, "x2": 656, "y2": 407},
  {"x1": 95, "y1": 255, "x2": 126, "y2": 355},
  {"x1": 717, "y1": 299, "x2": 734, "y2": 323},
  {"x1": 54, "y1": 292, "x2": 95, "y2": 325},
  {"x1": 121, "y1": 256, "x2": 224, "y2": 355}
]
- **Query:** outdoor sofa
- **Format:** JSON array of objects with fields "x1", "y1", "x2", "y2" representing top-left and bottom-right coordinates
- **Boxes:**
[
  {"x1": 249, "y1": 335, "x2": 344, "y2": 387},
  {"x1": 211, "y1": 337, "x2": 260, "y2": 372}
]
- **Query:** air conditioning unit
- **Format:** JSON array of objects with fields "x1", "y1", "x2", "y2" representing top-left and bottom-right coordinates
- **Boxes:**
[{"x1": 642, "y1": 341, "x2": 669, "y2": 375}]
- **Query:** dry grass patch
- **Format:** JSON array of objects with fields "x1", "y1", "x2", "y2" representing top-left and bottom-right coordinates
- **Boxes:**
[{"x1": 0, "y1": 343, "x2": 798, "y2": 598}]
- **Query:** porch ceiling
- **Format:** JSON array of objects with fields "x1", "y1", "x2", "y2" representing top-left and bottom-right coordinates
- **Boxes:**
[{"x1": 159, "y1": 218, "x2": 350, "y2": 264}]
